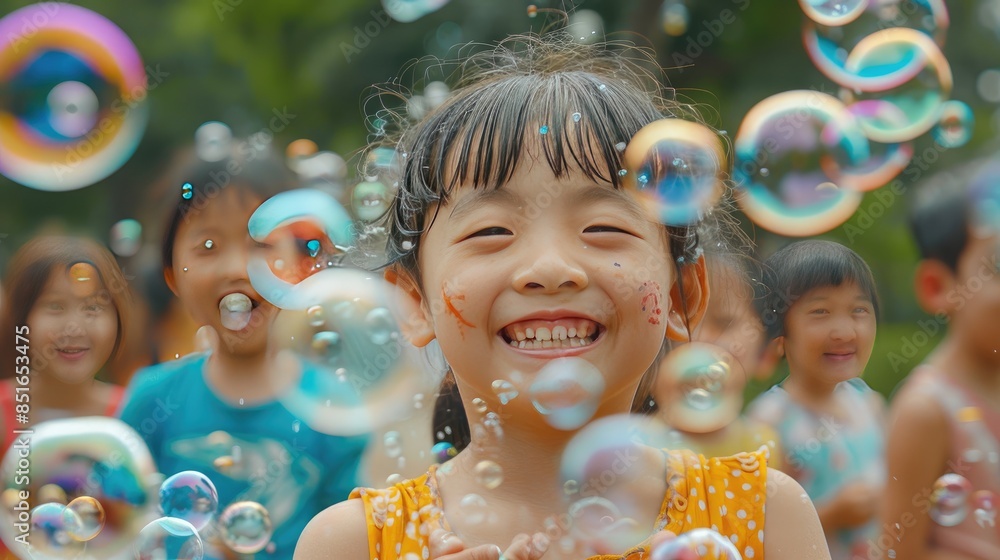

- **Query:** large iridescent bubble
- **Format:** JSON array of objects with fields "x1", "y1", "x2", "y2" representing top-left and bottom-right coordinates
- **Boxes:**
[
  {"x1": 247, "y1": 188, "x2": 356, "y2": 309},
  {"x1": 268, "y1": 267, "x2": 446, "y2": 436},
  {"x1": 841, "y1": 27, "x2": 953, "y2": 144},
  {"x1": 0, "y1": 3, "x2": 148, "y2": 191},
  {"x1": 733, "y1": 90, "x2": 867, "y2": 236},
  {"x1": 528, "y1": 358, "x2": 606, "y2": 430},
  {"x1": 802, "y1": 0, "x2": 949, "y2": 88},
  {"x1": 622, "y1": 119, "x2": 726, "y2": 226},
  {"x1": 382, "y1": 0, "x2": 451, "y2": 22},
  {"x1": 218, "y1": 501, "x2": 273, "y2": 554},
  {"x1": 841, "y1": 100, "x2": 914, "y2": 191},
  {"x1": 560, "y1": 414, "x2": 672, "y2": 553},
  {"x1": 650, "y1": 528, "x2": 743, "y2": 559},
  {"x1": 27, "y1": 502, "x2": 85, "y2": 559},
  {"x1": 0, "y1": 417, "x2": 158, "y2": 558},
  {"x1": 798, "y1": 0, "x2": 866, "y2": 27}
]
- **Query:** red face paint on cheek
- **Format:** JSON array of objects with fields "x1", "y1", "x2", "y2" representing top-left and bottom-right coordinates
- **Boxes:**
[
  {"x1": 441, "y1": 286, "x2": 475, "y2": 328},
  {"x1": 639, "y1": 281, "x2": 663, "y2": 325}
]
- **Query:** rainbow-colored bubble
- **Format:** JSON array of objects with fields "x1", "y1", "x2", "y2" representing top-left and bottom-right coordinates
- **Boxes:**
[{"x1": 0, "y1": 3, "x2": 148, "y2": 191}]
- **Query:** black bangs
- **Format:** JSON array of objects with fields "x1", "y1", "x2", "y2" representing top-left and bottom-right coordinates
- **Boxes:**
[
  {"x1": 379, "y1": 33, "x2": 705, "y2": 278},
  {"x1": 759, "y1": 240, "x2": 881, "y2": 340}
]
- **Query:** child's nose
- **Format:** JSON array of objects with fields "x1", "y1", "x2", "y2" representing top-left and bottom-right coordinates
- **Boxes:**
[
  {"x1": 217, "y1": 245, "x2": 251, "y2": 281},
  {"x1": 512, "y1": 244, "x2": 589, "y2": 293},
  {"x1": 829, "y1": 316, "x2": 857, "y2": 341}
]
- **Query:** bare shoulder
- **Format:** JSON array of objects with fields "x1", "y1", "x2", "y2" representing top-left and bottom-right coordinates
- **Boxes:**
[
  {"x1": 294, "y1": 499, "x2": 369, "y2": 560},
  {"x1": 763, "y1": 468, "x2": 831, "y2": 560},
  {"x1": 887, "y1": 381, "x2": 946, "y2": 432}
]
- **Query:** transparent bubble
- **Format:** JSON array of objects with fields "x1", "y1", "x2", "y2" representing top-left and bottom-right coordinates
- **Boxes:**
[
  {"x1": 292, "y1": 151, "x2": 348, "y2": 185},
  {"x1": 0, "y1": 4, "x2": 149, "y2": 191},
  {"x1": 803, "y1": 0, "x2": 949, "y2": 88},
  {"x1": 65, "y1": 496, "x2": 105, "y2": 541},
  {"x1": 424, "y1": 81, "x2": 451, "y2": 110},
  {"x1": 661, "y1": 0, "x2": 689, "y2": 36},
  {"x1": 623, "y1": 119, "x2": 725, "y2": 226},
  {"x1": 158, "y1": 471, "x2": 219, "y2": 532},
  {"x1": 567, "y1": 10, "x2": 604, "y2": 44},
  {"x1": 474, "y1": 461, "x2": 504, "y2": 490},
  {"x1": 247, "y1": 189, "x2": 356, "y2": 309},
  {"x1": 458, "y1": 493, "x2": 489, "y2": 525},
  {"x1": 929, "y1": 473, "x2": 972, "y2": 526},
  {"x1": 977, "y1": 69, "x2": 1000, "y2": 103},
  {"x1": 134, "y1": 517, "x2": 204, "y2": 560},
  {"x1": 650, "y1": 528, "x2": 743, "y2": 559},
  {"x1": 798, "y1": 0, "x2": 866, "y2": 27},
  {"x1": 47, "y1": 81, "x2": 99, "y2": 138},
  {"x1": 352, "y1": 181, "x2": 393, "y2": 222},
  {"x1": 658, "y1": 343, "x2": 743, "y2": 433},
  {"x1": 0, "y1": 418, "x2": 157, "y2": 558},
  {"x1": 932, "y1": 100, "x2": 973, "y2": 148},
  {"x1": 195, "y1": 121, "x2": 233, "y2": 162},
  {"x1": 491, "y1": 379, "x2": 520, "y2": 405},
  {"x1": 560, "y1": 415, "x2": 671, "y2": 552},
  {"x1": 733, "y1": 90, "x2": 867, "y2": 236},
  {"x1": 27, "y1": 503, "x2": 84, "y2": 559},
  {"x1": 432, "y1": 442, "x2": 457, "y2": 463},
  {"x1": 528, "y1": 358, "x2": 606, "y2": 430},
  {"x1": 972, "y1": 490, "x2": 997, "y2": 529},
  {"x1": 218, "y1": 501, "x2": 274, "y2": 554},
  {"x1": 841, "y1": 100, "x2": 914, "y2": 191},
  {"x1": 841, "y1": 28, "x2": 952, "y2": 143},
  {"x1": 268, "y1": 268, "x2": 445, "y2": 436},
  {"x1": 384, "y1": 431, "x2": 403, "y2": 458},
  {"x1": 109, "y1": 218, "x2": 143, "y2": 258},
  {"x1": 472, "y1": 398, "x2": 489, "y2": 414},
  {"x1": 286, "y1": 138, "x2": 318, "y2": 161},
  {"x1": 383, "y1": 0, "x2": 451, "y2": 22}
]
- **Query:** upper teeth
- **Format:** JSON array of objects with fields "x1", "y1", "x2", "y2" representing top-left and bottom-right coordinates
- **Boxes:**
[{"x1": 503, "y1": 320, "x2": 598, "y2": 347}]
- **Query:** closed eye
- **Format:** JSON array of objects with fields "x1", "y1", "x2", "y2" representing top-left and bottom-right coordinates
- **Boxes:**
[
  {"x1": 809, "y1": 309, "x2": 829, "y2": 315},
  {"x1": 584, "y1": 225, "x2": 630, "y2": 234},
  {"x1": 466, "y1": 227, "x2": 512, "y2": 238}
]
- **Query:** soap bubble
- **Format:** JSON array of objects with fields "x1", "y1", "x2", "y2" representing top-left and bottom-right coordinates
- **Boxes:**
[
  {"x1": 27, "y1": 502, "x2": 85, "y2": 559},
  {"x1": 528, "y1": 358, "x2": 606, "y2": 430},
  {"x1": 65, "y1": 496, "x2": 106, "y2": 541},
  {"x1": 661, "y1": 1, "x2": 690, "y2": 36},
  {"x1": 650, "y1": 528, "x2": 743, "y2": 559},
  {"x1": 932, "y1": 100, "x2": 973, "y2": 148},
  {"x1": 194, "y1": 121, "x2": 233, "y2": 162},
  {"x1": 134, "y1": 517, "x2": 204, "y2": 560},
  {"x1": 929, "y1": 473, "x2": 972, "y2": 526},
  {"x1": 474, "y1": 461, "x2": 504, "y2": 490},
  {"x1": 159, "y1": 471, "x2": 219, "y2": 532},
  {"x1": 0, "y1": 4, "x2": 149, "y2": 191},
  {"x1": 109, "y1": 219, "x2": 143, "y2": 258},
  {"x1": 798, "y1": 0, "x2": 867, "y2": 27},
  {"x1": 351, "y1": 180, "x2": 393, "y2": 222},
  {"x1": 432, "y1": 442, "x2": 457, "y2": 463},
  {"x1": 218, "y1": 501, "x2": 273, "y2": 554}
]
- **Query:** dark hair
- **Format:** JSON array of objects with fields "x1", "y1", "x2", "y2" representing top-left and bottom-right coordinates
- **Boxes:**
[
  {"x1": 377, "y1": 32, "x2": 707, "y2": 284},
  {"x1": 909, "y1": 158, "x2": 1000, "y2": 271},
  {"x1": 159, "y1": 142, "x2": 295, "y2": 272},
  {"x1": 0, "y1": 236, "x2": 133, "y2": 379},
  {"x1": 368, "y1": 32, "x2": 738, "y2": 449},
  {"x1": 757, "y1": 240, "x2": 880, "y2": 341}
]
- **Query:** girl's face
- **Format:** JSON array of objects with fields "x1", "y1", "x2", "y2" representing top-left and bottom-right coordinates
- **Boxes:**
[
  {"x1": 780, "y1": 281, "x2": 876, "y2": 386},
  {"x1": 403, "y1": 156, "x2": 702, "y2": 411},
  {"x1": 166, "y1": 187, "x2": 278, "y2": 356},
  {"x1": 27, "y1": 264, "x2": 118, "y2": 384},
  {"x1": 694, "y1": 262, "x2": 766, "y2": 378}
]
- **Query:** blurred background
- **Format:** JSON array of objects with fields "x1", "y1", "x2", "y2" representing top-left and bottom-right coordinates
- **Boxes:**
[{"x1": 1, "y1": 0, "x2": 998, "y2": 400}]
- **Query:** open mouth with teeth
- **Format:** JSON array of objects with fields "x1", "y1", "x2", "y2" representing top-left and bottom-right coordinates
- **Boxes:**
[{"x1": 500, "y1": 319, "x2": 604, "y2": 350}]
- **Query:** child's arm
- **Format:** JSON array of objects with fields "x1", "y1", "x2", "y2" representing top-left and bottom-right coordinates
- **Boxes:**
[
  {"x1": 294, "y1": 500, "x2": 370, "y2": 560},
  {"x1": 879, "y1": 387, "x2": 979, "y2": 560},
  {"x1": 763, "y1": 468, "x2": 832, "y2": 559}
]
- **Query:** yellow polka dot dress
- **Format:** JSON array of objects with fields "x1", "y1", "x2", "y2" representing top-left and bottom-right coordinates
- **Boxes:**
[{"x1": 350, "y1": 447, "x2": 768, "y2": 560}]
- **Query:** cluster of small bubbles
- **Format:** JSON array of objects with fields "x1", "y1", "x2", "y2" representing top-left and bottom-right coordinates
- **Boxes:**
[
  {"x1": 159, "y1": 471, "x2": 219, "y2": 532},
  {"x1": 432, "y1": 442, "x2": 457, "y2": 463},
  {"x1": 195, "y1": 121, "x2": 233, "y2": 162},
  {"x1": 28, "y1": 502, "x2": 85, "y2": 559},
  {"x1": 109, "y1": 219, "x2": 143, "y2": 258},
  {"x1": 134, "y1": 517, "x2": 204, "y2": 560},
  {"x1": 528, "y1": 358, "x2": 605, "y2": 430},
  {"x1": 929, "y1": 473, "x2": 972, "y2": 526},
  {"x1": 383, "y1": 431, "x2": 403, "y2": 458},
  {"x1": 932, "y1": 100, "x2": 973, "y2": 148},
  {"x1": 660, "y1": 0, "x2": 689, "y2": 36},
  {"x1": 0, "y1": 4, "x2": 149, "y2": 191},
  {"x1": 650, "y1": 527, "x2": 743, "y2": 559},
  {"x1": 491, "y1": 379, "x2": 519, "y2": 405},
  {"x1": 474, "y1": 461, "x2": 504, "y2": 490},
  {"x1": 218, "y1": 501, "x2": 273, "y2": 554}
]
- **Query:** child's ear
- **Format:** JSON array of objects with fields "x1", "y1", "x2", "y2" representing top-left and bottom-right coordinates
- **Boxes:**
[
  {"x1": 914, "y1": 259, "x2": 955, "y2": 315},
  {"x1": 665, "y1": 254, "x2": 710, "y2": 341},
  {"x1": 384, "y1": 266, "x2": 435, "y2": 347},
  {"x1": 163, "y1": 267, "x2": 178, "y2": 297},
  {"x1": 755, "y1": 337, "x2": 784, "y2": 380}
]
